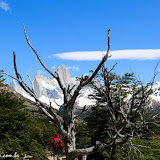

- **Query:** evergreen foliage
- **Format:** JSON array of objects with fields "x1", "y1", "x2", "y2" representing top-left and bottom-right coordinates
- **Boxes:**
[
  {"x1": 75, "y1": 66, "x2": 160, "y2": 160},
  {"x1": 0, "y1": 74, "x2": 58, "y2": 159},
  {"x1": 75, "y1": 122, "x2": 91, "y2": 149},
  {"x1": 1, "y1": 63, "x2": 160, "y2": 159}
]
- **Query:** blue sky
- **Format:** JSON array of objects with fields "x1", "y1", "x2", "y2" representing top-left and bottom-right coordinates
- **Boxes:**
[{"x1": 1, "y1": 0, "x2": 160, "y2": 85}]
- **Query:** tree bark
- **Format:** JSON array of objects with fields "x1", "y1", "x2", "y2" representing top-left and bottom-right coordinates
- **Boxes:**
[
  {"x1": 1, "y1": 26, "x2": 113, "y2": 160},
  {"x1": 81, "y1": 155, "x2": 87, "y2": 160}
]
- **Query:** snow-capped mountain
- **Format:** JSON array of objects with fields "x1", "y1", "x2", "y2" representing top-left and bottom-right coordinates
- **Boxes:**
[
  {"x1": 10, "y1": 64, "x2": 160, "y2": 111},
  {"x1": 10, "y1": 64, "x2": 95, "y2": 110},
  {"x1": 150, "y1": 81, "x2": 160, "y2": 102}
]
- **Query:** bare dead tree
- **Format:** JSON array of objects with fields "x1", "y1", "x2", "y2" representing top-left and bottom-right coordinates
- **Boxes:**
[
  {"x1": 0, "y1": 26, "x2": 121, "y2": 160},
  {"x1": 2, "y1": 25, "x2": 158, "y2": 159}
]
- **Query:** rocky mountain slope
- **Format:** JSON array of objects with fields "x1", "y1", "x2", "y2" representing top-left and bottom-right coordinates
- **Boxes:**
[
  {"x1": 8, "y1": 64, "x2": 160, "y2": 117},
  {"x1": 10, "y1": 64, "x2": 95, "y2": 110},
  {"x1": 150, "y1": 81, "x2": 160, "y2": 102},
  {"x1": 0, "y1": 80, "x2": 42, "y2": 116}
]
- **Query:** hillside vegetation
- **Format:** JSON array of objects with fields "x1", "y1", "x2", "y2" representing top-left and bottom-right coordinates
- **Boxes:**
[
  {"x1": 0, "y1": 75, "x2": 58, "y2": 159},
  {"x1": 1, "y1": 69, "x2": 160, "y2": 160}
]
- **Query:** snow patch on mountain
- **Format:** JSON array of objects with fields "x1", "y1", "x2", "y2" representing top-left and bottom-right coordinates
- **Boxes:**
[
  {"x1": 10, "y1": 64, "x2": 95, "y2": 109},
  {"x1": 77, "y1": 87, "x2": 96, "y2": 106},
  {"x1": 10, "y1": 80, "x2": 35, "y2": 102},
  {"x1": 149, "y1": 81, "x2": 160, "y2": 102}
]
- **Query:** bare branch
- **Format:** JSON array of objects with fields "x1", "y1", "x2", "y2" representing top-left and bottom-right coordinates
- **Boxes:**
[
  {"x1": 13, "y1": 52, "x2": 36, "y2": 98},
  {"x1": 23, "y1": 24, "x2": 66, "y2": 95},
  {"x1": 67, "y1": 84, "x2": 76, "y2": 94},
  {"x1": 3, "y1": 51, "x2": 70, "y2": 139},
  {"x1": 68, "y1": 29, "x2": 111, "y2": 109},
  {"x1": 0, "y1": 72, "x2": 20, "y2": 82},
  {"x1": 68, "y1": 133, "x2": 129, "y2": 159},
  {"x1": 84, "y1": 29, "x2": 111, "y2": 86},
  {"x1": 106, "y1": 62, "x2": 118, "y2": 75},
  {"x1": 51, "y1": 93, "x2": 61, "y2": 107},
  {"x1": 74, "y1": 105, "x2": 92, "y2": 119},
  {"x1": 23, "y1": 25, "x2": 56, "y2": 79},
  {"x1": 26, "y1": 72, "x2": 37, "y2": 97},
  {"x1": 1, "y1": 70, "x2": 56, "y2": 121}
]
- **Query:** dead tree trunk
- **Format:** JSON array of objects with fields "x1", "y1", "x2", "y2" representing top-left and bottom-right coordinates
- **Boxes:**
[
  {"x1": 1, "y1": 26, "x2": 156, "y2": 160},
  {"x1": 0, "y1": 26, "x2": 112, "y2": 160}
]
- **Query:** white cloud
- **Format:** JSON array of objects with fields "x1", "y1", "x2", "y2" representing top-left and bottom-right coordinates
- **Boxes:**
[
  {"x1": 0, "y1": 1, "x2": 10, "y2": 11},
  {"x1": 51, "y1": 65, "x2": 56, "y2": 70},
  {"x1": 53, "y1": 49, "x2": 160, "y2": 61},
  {"x1": 66, "y1": 66, "x2": 79, "y2": 71}
]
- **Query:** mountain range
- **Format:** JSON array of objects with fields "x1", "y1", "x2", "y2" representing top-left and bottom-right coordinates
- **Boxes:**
[
  {"x1": 10, "y1": 64, "x2": 95, "y2": 110},
  {"x1": 9, "y1": 64, "x2": 160, "y2": 114}
]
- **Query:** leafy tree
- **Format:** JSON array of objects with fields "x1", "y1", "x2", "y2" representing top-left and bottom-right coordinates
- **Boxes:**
[{"x1": 75, "y1": 122, "x2": 91, "y2": 149}]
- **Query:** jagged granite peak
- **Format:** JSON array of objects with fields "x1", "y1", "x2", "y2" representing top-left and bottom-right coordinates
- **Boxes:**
[
  {"x1": 8, "y1": 67, "x2": 160, "y2": 114},
  {"x1": 9, "y1": 65, "x2": 100, "y2": 109},
  {"x1": 33, "y1": 77, "x2": 42, "y2": 98},
  {"x1": 35, "y1": 70, "x2": 48, "y2": 82},
  {"x1": 10, "y1": 80, "x2": 25, "y2": 94},
  {"x1": 36, "y1": 70, "x2": 41, "y2": 78},
  {"x1": 55, "y1": 64, "x2": 73, "y2": 87},
  {"x1": 10, "y1": 79, "x2": 17, "y2": 90},
  {"x1": 33, "y1": 70, "x2": 63, "y2": 99},
  {"x1": 10, "y1": 80, "x2": 35, "y2": 101}
]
